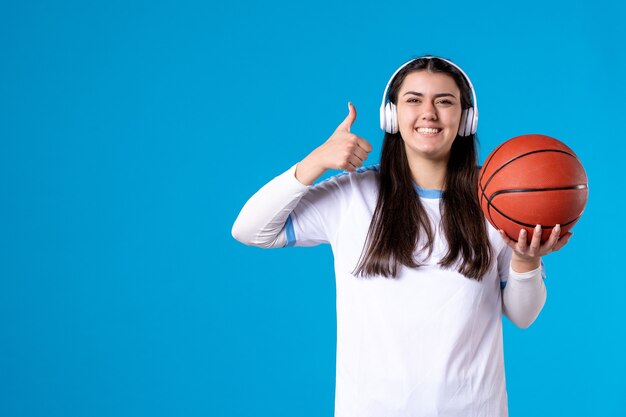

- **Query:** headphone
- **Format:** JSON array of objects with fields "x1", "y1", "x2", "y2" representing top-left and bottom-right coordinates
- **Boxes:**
[{"x1": 379, "y1": 55, "x2": 478, "y2": 137}]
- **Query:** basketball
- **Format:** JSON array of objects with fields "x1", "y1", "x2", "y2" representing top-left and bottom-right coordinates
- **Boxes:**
[{"x1": 478, "y1": 134, "x2": 588, "y2": 243}]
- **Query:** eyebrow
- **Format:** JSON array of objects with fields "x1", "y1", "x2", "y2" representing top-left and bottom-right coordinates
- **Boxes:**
[{"x1": 402, "y1": 91, "x2": 457, "y2": 99}]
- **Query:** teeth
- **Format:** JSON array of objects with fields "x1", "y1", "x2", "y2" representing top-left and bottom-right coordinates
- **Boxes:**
[{"x1": 417, "y1": 128, "x2": 441, "y2": 134}]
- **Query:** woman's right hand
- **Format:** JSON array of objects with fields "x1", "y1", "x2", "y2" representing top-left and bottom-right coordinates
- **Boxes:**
[{"x1": 295, "y1": 102, "x2": 373, "y2": 185}]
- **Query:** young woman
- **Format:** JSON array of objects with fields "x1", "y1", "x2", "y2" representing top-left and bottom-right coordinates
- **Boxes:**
[{"x1": 232, "y1": 55, "x2": 571, "y2": 417}]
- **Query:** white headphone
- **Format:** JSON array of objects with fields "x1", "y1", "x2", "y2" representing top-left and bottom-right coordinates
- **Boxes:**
[{"x1": 379, "y1": 55, "x2": 478, "y2": 137}]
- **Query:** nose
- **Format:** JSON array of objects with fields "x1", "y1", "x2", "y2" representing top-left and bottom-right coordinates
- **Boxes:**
[{"x1": 420, "y1": 102, "x2": 438, "y2": 120}]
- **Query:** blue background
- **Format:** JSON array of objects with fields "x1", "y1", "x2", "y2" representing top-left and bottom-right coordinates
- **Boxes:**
[{"x1": 1, "y1": 0, "x2": 624, "y2": 416}]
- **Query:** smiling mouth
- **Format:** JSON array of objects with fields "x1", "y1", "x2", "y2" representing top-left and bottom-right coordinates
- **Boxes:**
[{"x1": 415, "y1": 127, "x2": 442, "y2": 135}]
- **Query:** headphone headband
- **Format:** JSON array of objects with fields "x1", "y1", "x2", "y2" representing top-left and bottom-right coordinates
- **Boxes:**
[{"x1": 379, "y1": 55, "x2": 478, "y2": 136}]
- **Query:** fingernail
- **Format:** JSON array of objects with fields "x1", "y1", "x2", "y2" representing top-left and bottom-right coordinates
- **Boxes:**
[
  {"x1": 348, "y1": 101, "x2": 352, "y2": 108},
  {"x1": 555, "y1": 224, "x2": 561, "y2": 234},
  {"x1": 535, "y1": 224, "x2": 541, "y2": 231},
  {"x1": 521, "y1": 229, "x2": 527, "y2": 235}
]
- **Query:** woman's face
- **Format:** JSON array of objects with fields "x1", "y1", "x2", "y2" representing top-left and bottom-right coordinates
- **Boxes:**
[{"x1": 396, "y1": 70, "x2": 463, "y2": 163}]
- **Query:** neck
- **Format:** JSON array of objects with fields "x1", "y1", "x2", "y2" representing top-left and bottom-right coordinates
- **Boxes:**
[{"x1": 406, "y1": 155, "x2": 449, "y2": 190}]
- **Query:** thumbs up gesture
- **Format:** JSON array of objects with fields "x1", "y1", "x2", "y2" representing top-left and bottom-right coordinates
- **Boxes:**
[{"x1": 295, "y1": 102, "x2": 373, "y2": 185}]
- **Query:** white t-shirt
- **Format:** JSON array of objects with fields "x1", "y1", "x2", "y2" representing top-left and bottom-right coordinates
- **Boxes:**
[
  {"x1": 231, "y1": 163, "x2": 547, "y2": 417},
  {"x1": 286, "y1": 165, "x2": 514, "y2": 417}
]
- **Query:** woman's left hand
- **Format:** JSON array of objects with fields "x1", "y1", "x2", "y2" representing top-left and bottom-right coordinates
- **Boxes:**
[{"x1": 498, "y1": 224, "x2": 573, "y2": 272}]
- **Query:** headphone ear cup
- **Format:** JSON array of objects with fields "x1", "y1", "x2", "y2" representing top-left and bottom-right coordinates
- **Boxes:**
[
  {"x1": 459, "y1": 109, "x2": 468, "y2": 137},
  {"x1": 470, "y1": 108, "x2": 478, "y2": 135},
  {"x1": 383, "y1": 102, "x2": 395, "y2": 134},
  {"x1": 389, "y1": 103, "x2": 398, "y2": 134},
  {"x1": 465, "y1": 107, "x2": 475, "y2": 135},
  {"x1": 385, "y1": 103, "x2": 393, "y2": 133},
  {"x1": 379, "y1": 105, "x2": 387, "y2": 132}
]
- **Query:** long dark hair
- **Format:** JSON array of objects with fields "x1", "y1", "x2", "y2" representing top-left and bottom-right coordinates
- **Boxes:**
[{"x1": 353, "y1": 57, "x2": 492, "y2": 280}]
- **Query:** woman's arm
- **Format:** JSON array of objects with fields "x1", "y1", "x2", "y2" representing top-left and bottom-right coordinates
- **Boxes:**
[
  {"x1": 231, "y1": 164, "x2": 310, "y2": 248},
  {"x1": 502, "y1": 265, "x2": 546, "y2": 329},
  {"x1": 232, "y1": 102, "x2": 372, "y2": 248},
  {"x1": 499, "y1": 224, "x2": 573, "y2": 328}
]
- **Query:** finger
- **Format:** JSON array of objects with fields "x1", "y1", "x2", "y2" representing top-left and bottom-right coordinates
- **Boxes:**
[
  {"x1": 499, "y1": 229, "x2": 514, "y2": 247},
  {"x1": 529, "y1": 224, "x2": 542, "y2": 255},
  {"x1": 553, "y1": 232, "x2": 573, "y2": 252},
  {"x1": 347, "y1": 154, "x2": 363, "y2": 169},
  {"x1": 544, "y1": 224, "x2": 561, "y2": 252},
  {"x1": 357, "y1": 137, "x2": 373, "y2": 153},
  {"x1": 345, "y1": 160, "x2": 357, "y2": 172},
  {"x1": 517, "y1": 228, "x2": 528, "y2": 250},
  {"x1": 336, "y1": 101, "x2": 357, "y2": 132},
  {"x1": 353, "y1": 145, "x2": 369, "y2": 162}
]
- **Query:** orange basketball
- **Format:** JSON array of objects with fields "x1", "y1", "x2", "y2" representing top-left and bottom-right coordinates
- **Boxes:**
[{"x1": 478, "y1": 134, "x2": 588, "y2": 242}]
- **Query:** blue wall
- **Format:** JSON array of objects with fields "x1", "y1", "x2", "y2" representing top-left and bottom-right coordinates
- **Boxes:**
[{"x1": 1, "y1": 0, "x2": 624, "y2": 415}]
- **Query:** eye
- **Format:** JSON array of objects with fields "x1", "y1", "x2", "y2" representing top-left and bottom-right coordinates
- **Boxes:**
[
  {"x1": 437, "y1": 99, "x2": 453, "y2": 105},
  {"x1": 407, "y1": 98, "x2": 421, "y2": 103}
]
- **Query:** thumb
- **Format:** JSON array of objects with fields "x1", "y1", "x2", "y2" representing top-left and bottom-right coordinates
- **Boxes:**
[{"x1": 337, "y1": 102, "x2": 357, "y2": 132}]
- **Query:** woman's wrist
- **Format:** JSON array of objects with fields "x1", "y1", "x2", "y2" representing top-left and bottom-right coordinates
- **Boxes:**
[
  {"x1": 295, "y1": 152, "x2": 326, "y2": 186},
  {"x1": 510, "y1": 254, "x2": 541, "y2": 273}
]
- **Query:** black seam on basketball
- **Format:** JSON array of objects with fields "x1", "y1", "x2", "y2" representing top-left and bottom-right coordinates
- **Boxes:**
[
  {"x1": 479, "y1": 141, "x2": 506, "y2": 184},
  {"x1": 478, "y1": 142, "x2": 507, "y2": 208},
  {"x1": 479, "y1": 186, "x2": 497, "y2": 227},
  {"x1": 486, "y1": 185, "x2": 585, "y2": 228},
  {"x1": 487, "y1": 201, "x2": 503, "y2": 229},
  {"x1": 489, "y1": 184, "x2": 588, "y2": 199},
  {"x1": 486, "y1": 198, "x2": 498, "y2": 230},
  {"x1": 481, "y1": 149, "x2": 578, "y2": 201},
  {"x1": 487, "y1": 200, "x2": 581, "y2": 229}
]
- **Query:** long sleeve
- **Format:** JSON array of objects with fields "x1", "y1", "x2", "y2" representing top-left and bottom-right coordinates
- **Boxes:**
[
  {"x1": 231, "y1": 164, "x2": 310, "y2": 248},
  {"x1": 502, "y1": 265, "x2": 547, "y2": 329}
]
